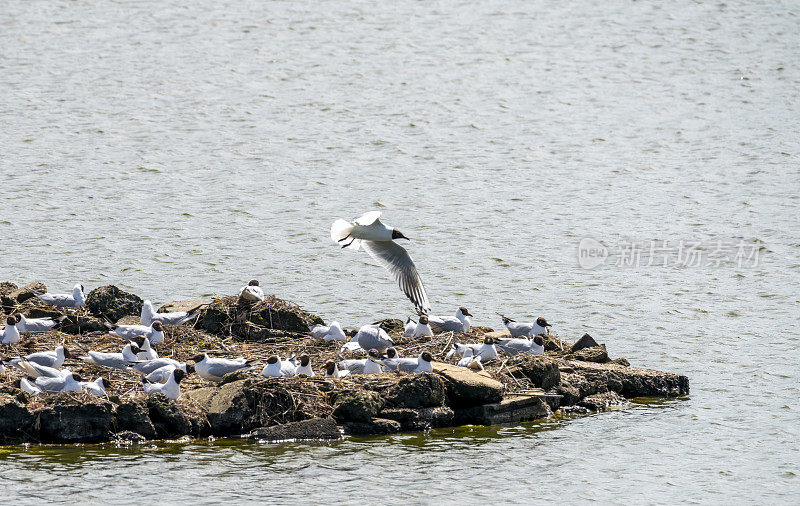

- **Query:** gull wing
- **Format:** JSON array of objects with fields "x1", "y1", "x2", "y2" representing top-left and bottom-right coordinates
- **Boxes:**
[
  {"x1": 361, "y1": 240, "x2": 430, "y2": 312},
  {"x1": 354, "y1": 211, "x2": 382, "y2": 226}
]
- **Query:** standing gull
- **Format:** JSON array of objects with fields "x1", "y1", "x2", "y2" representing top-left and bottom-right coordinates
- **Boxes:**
[{"x1": 331, "y1": 211, "x2": 430, "y2": 312}]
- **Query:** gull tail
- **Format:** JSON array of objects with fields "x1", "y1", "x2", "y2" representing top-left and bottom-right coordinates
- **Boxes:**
[
  {"x1": 330, "y1": 219, "x2": 362, "y2": 251},
  {"x1": 496, "y1": 312, "x2": 513, "y2": 325}
]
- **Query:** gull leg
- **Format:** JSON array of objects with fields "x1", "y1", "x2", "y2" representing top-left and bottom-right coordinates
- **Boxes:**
[
  {"x1": 337, "y1": 234, "x2": 351, "y2": 243},
  {"x1": 341, "y1": 238, "x2": 355, "y2": 248}
]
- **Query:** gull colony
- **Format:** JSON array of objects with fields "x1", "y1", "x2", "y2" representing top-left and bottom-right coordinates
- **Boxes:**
[{"x1": 0, "y1": 212, "x2": 554, "y2": 401}]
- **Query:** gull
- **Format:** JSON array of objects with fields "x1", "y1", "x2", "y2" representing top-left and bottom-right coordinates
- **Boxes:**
[
  {"x1": 143, "y1": 368, "x2": 185, "y2": 400},
  {"x1": 403, "y1": 317, "x2": 416, "y2": 337},
  {"x1": 344, "y1": 324, "x2": 393, "y2": 352},
  {"x1": 81, "y1": 377, "x2": 109, "y2": 397},
  {"x1": 80, "y1": 342, "x2": 141, "y2": 369},
  {"x1": 261, "y1": 356, "x2": 297, "y2": 378},
  {"x1": 331, "y1": 211, "x2": 430, "y2": 312},
  {"x1": 362, "y1": 350, "x2": 386, "y2": 375},
  {"x1": 382, "y1": 348, "x2": 417, "y2": 372},
  {"x1": 238, "y1": 280, "x2": 265, "y2": 302},
  {"x1": 22, "y1": 345, "x2": 73, "y2": 369},
  {"x1": 1, "y1": 316, "x2": 20, "y2": 344},
  {"x1": 412, "y1": 315, "x2": 434, "y2": 338},
  {"x1": 495, "y1": 335, "x2": 545, "y2": 356},
  {"x1": 428, "y1": 307, "x2": 472, "y2": 333},
  {"x1": 445, "y1": 337, "x2": 498, "y2": 362},
  {"x1": 132, "y1": 357, "x2": 184, "y2": 375},
  {"x1": 15, "y1": 314, "x2": 67, "y2": 333},
  {"x1": 191, "y1": 353, "x2": 253, "y2": 383},
  {"x1": 35, "y1": 371, "x2": 83, "y2": 393},
  {"x1": 15, "y1": 360, "x2": 65, "y2": 379},
  {"x1": 140, "y1": 300, "x2": 202, "y2": 326},
  {"x1": 457, "y1": 349, "x2": 484, "y2": 371},
  {"x1": 19, "y1": 378, "x2": 42, "y2": 395},
  {"x1": 128, "y1": 336, "x2": 158, "y2": 361},
  {"x1": 413, "y1": 351, "x2": 434, "y2": 373},
  {"x1": 309, "y1": 321, "x2": 347, "y2": 341},
  {"x1": 339, "y1": 357, "x2": 368, "y2": 374},
  {"x1": 36, "y1": 284, "x2": 86, "y2": 308},
  {"x1": 295, "y1": 355, "x2": 314, "y2": 376},
  {"x1": 108, "y1": 321, "x2": 165, "y2": 345},
  {"x1": 145, "y1": 363, "x2": 195, "y2": 384},
  {"x1": 497, "y1": 313, "x2": 551, "y2": 338},
  {"x1": 324, "y1": 361, "x2": 350, "y2": 378}
]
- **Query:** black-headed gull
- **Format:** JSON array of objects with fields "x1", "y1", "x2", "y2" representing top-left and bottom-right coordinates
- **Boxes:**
[
  {"x1": 261, "y1": 356, "x2": 297, "y2": 378},
  {"x1": 331, "y1": 211, "x2": 430, "y2": 313},
  {"x1": 309, "y1": 321, "x2": 347, "y2": 341},
  {"x1": 445, "y1": 336, "x2": 498, "y2": 362},
  {"x1": 13, "y1": 360, "x2": 64, "y2": 378},
  {"x1": 413, "y1": 351, "x2": 434, "y2": 373},
  {"x1": 495, "y1": 335, "x2": 545, "y2": 356},
  {"x1": 497, "y1": 313, "x2": 551, "y2": 338},
  {"x1": 295, "y1": 355, "x2": 314, "y2": 376},
  {"x1": 342, "y1": 324, "x2": 393, "y2": 352},
  {"x1": 324, "y1": 361, "x2": 350, "y2": 378},
  {"x1": 19, "y1": 378, "x2": 42, "y2": 395},
  {"x1": 457, "y1": 349, "x2": 484, "y2": 371},
  {"x1": 108, "y1": 321, "x2": 165, "y2": 345},
  {"x1": 412, "y1": 315, "x2": 434, "y2": 338},
  {"x1": 79, "y1": 342, "x2": 140, "y2": 369},
  {"x1": 361, "y1": 349, "x2": 386, "y2": 375},
  {"x1": 140, "y1": 300, "x2": 201, "y2": 326},
  {"x1": 36, "y1": 284, "x2": 85, "y2": 308},
  {"x1": 428, "y1": 307, "x2": 472, "y2": 333},
  {"x1": 129, "y1": 336, "x2": 158, "y2": 360},
  {"x1": 145, "y1": 363, "x2": 194, "y2": 383},
  {"x1": 81, "y1": 377, "x2": 109, "y2": 397},
  {"x1": 131, "y1": 357, "x2": 183, "y2": 375},
  {"x1": 381, "y1": 348, "x2": 416, "y2": 372},
  {"x1": 14, "y1": 314, "x2": 67, "y2": 333},
  {"x1": 191, "y1": 353, "x2": 253, "y2": 383},
  {"x1": 1, "y1": 316, "x2": 20, "y2": 344},
  {"x1": 403, "y1": 317, "x2": 416, "y2": 337},
  {"x1": 22, "y1": 345, "x2": 72, "y2": 368},
  {"x1": 143, "y1": 368, "x2": 184, "y2": 400},
  {"x1": 238, "y1": 280, "x2": 265, "y2": 302},
  {"x1": 35, "y1": 371, "x2": 83, "y2": 392}
]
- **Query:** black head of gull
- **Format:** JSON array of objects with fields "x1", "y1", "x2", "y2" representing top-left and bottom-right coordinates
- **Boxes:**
[
  {"x1": 324, "y1": 361, "x2": 337, "y2": 375},
  {"x1": 71, "y1": 373, "x2": 84, "y2": 382},
  {"x1": 266, "y1": 356, "x2": 279, "y2": 365},
  {"x1": 152, "y1": 321, "x2": 164, "y2": 332},
  {"x1": 419, "y1": 315, "x2": 429, "y2": 325},
  {"x1": 367, "y1": 349, "x2": 381, "y2": 360},
  {"x1": 533, "y1": 336, "x2": 544, "y2": 346},
  {"x1": 190, "y1": 353, "x2": 206, "y2": 364},
  {"x1": 420, "y1": 352, "x2": 433, "y2": 363},
  {"x1": 6, "y1": 316, "x2": 16, "y2": 326},
  {"x1": 173, "y1": 369, "x2": 186, "y2": 383},
  {"x1": 391, "y1": 229, "x2": 409, "y2": 240},
  {"x1": 483, "y1": 336, "x2": 495, "y2": 345},
  {"x1": 459, "y1": 307, "x2": 473, "y2": 317},
  {"x1": 536, "y1": 317, "x2": 550, "y2": 328},
  {"x1": 248, "y1": 279, "x2": 260, "y2": 286},
  {"x1": 385, "y1": 347, "x2": 398, "y2": 358},
  {"x1": 185, "y1": 363, "x2": 196, "y2": 374},
  {"x1": 299, "y1": 355, "x2": 311, "y2": 367}
]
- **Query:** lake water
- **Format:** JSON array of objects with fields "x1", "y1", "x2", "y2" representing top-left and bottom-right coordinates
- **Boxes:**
[{"x1": 1, "y1": 0, "x2": 798, "y2": 502}]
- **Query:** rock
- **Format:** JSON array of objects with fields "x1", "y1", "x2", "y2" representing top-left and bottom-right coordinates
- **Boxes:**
[
  {"x1": 342, "y1": 418, "x2": 402, "y2": 435},
  {"x1": 454, "y1": 394, "x2": 551, "y2": 425},
  {"x1": 469, "y1": 326, "x2": 495, "y2": 334},
  {"x1": 85, "y1": 285, "x2": 143, "y2": 323},
  {"x1": 0, "y1": 282, "x2": 18, "y2": 299},
  {"x1": 432, "y1": 363, "x2": 504, "y2": 408},
  {"x1": 184, "y1": 380, "x2": 255, "y2": 435},
  {"x1": 247, "y1": 418, "x2": 341, "y2": 441},
  {"x1": 372, "y1": 318, "x2": 404, "y2": 334},
  {"x1": 218, "y1": 370, "x2": 251, "y2": 386},
  {"x1": 609, "y1": 357, "x2": 630, "y2": 367},
  {"x1": 578, "y1": 391, "x2": 630, "y2": 411},
  {"x1": 114, "y1": 400, "x2": 156, "y2": 439},
  {"x1": 332, "y1": 389, "x2": 384, "y2": 423},
  {"x1": 112, "y1": 431, "x2": 148, "y2": 444},
  {"x1": 7, "y1": 281, "x2": 47, "y2": 305},
  {"x1": 541, "y1": 334, "x2": 571, "y2": 352},
  {"x1": 379, "y1": 406, "x2": 454, "y2": 431},
  {"x1": 147, "y1": 394, "x2": 191, "y2": 438},
  {"x1": 0, "y1": 393, "x2": 35, "y2": 443},
  {"x1": 506, "y1": 356, "x2": 561, "y2": 389},
  {"x1": 8, "y1": 298, "x2": 63, "y2": 319},
  {"x1": 569, "y1": 345, "x2": 609, "y2": 363},
  {"x1": 38, "y1": 398, "x2": 114, "y2": 443},
  {"x1": 197, "y1": 295, "x2": 323, "y2": 336},
  {"x1": 384, "y1": 373, "x2": 446, "y2": 409},
  {"x1": 556, "y1": 371, "x2": 608, "y2": 405},
  {"x1": 571, "y1": 333, "x2": 600, "y2": 352},
  {"x1": 158, "y1": 300, "x2": 207, "y2": 314},
  {"x1": 565, "y1": 361, "x2": 689, "y2": 399},
  {"x1": 58, "y1": 314, "x2": 109, "y2": 334}
]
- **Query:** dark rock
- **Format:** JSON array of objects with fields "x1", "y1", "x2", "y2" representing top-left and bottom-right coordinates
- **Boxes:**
[
  {"x1": 506, "y1": 356, "x2": 561, "y2": 389},
  {"x1": 38, "y1": 398, "x2": 114, "y2": 443},
  {"x1": 609, "y1": 357, "x2": 630, "y2": 367},
  {"x1": 186, "y1": 413, "x2": 212, "y2": 437},
  {"x1": 218, "y1": 370, "x2": 251, "y2": 386},
  {"x1": 58, "y1": 314, "x2": 109, "y2": 334},
  {"x1": 342, "y1": 418, "x2": 402, "y2": 435},
  {"x1": 379, "y1": 406, "x2": 454, "y2": 431},
  {"x1": 247, "y1": 418, "x2": 341, "y2": 441},
  {"x1": 184, "y1": 380, "x2": 255, "y2": 435},
  {"x1": 578, "y1": 391, "x2": 630, "y2": 411},
  {"x1": 114, "y1": 400, "x2": 156, "y2": 439},
  {"x1": 8, "y1": 298, "x2": 63, "y2": 319},
  {"x1": 372, "y1": 318, "x2": 404, "y2": 334},
  {"x1": 565, "y1": 361, "x2": 689, "y2": 399},
  {"x1": 6, "y1": 281, "x2": 47, "y2": 305},
  {"x1": 147, "y1": 394, "x2": 191, "y2": 438},
  {"x1": 0, "y1": 282, "x2": 18, "y2": 300},
  {"x1": 569, "y1": 345, "x2": 609, "y2": 363},
  {"x1": 556, "y1": 371, "x2": 608, "y2": 405},
  {"x1": 0, "y1": 393, "x2": 35, "y2": 443},
  {"x1": 469, "y1": 326, "x2": 495, "y2": 334},
  {"x1": 454, "y1": 395, "x2": 550, "y2": 425},
  {"x1": 432, "y1": 363, "x2": 504, "y2": 408},
  {"x1": 197, "y1": 295, "x2": 323, "y2": 336},
  {"x1": 85, "y1": 285, "x2": 143, "y2": 323},
  {"x1": 112, "y1": 431, "x2": 148, "y2": 444},
  {"x1": 571, "y1": 334, "x2": 600, "y2": 353},
  {"x1": 332, "y1": 389, "x2": 384, "y2": 423},
  {"x1": 384, "y1": 373, "x2": 446, "y2": 409}
]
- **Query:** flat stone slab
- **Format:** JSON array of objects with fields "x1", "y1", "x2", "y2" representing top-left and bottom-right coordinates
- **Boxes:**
[
  {"x1": 454, "y1": 394, "x2": 550, "y2": 425},
  {"x1": 159, "y1": 300, "x2": 208, "y2": 313},
  {"x1": 247, "y1": 418, "x2": 341, "y2": 442},
  {"x1": 432, "y1": 363, "x2": 504, "y2": 408}
]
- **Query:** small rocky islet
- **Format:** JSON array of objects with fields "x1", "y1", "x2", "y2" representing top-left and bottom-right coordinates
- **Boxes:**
[{"x1": 0, "y1": 281, "x2": 689, "y2": 445}]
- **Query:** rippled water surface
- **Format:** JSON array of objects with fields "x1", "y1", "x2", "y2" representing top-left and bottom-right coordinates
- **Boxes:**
[{"x1": 1, "y1": 0, "x2": 798, "y2": 503}]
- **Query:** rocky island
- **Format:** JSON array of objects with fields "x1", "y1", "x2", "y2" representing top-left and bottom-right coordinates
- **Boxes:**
[{"x1": 0, "y1": 282, "x2": 689, "y2": 445}]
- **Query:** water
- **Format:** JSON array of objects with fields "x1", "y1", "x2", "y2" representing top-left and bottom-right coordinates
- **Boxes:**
[{"x1": 1, "y1": 0, "x2": 798, "y2": 502}]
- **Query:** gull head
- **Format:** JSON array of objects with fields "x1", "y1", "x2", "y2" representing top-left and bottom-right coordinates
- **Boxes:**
[
  {"x1": 299, "y1": 354, "x2": 310, "y2": 367},
  {"x1": 391, "y1": 229, "x2": 409, "y2": 241},
  {"x1": 152, "y1": 321, "x2": 164, "y2": 332},
  {"x1": 483, "y1": 336, "x2": 495, "y2": 345},
  {"x1": 173, "y1": 369, "x2": 186, "y2": 383},
  {"x1": 533, "y1": 336, "x2": 544, "y2": 346},
  {"x1": 185, "y1": 363, "x2": 196, "y2": 374},
  {"x1": 385, "y1": 347, "x2": 398, "y2": 359},
  {"x1": 6, "y1": 316, "x2": 16, "y2": 326},
  {"x1": 419, "y1": 315, "x2": 429, "y2": 325},
  {"x1": 266, "y1": 356, "x2": 279, "y2": 365},
  {"x1": 367, "y1": 349, "x2": 381, "y2": 361},
  {"x1": 190, "y1": 353, "x2": 207, "y2": 364},
  {"x1": 248, "y1": 279, "x2": 260, "y2": 287},
  {"x1": 324, "y1": 361, "x2": 337, "y2": 376},
  {"x1": 459, "y1": 307, "x2": 473, "y2": 317},
  {"x1": 420, "y1": 351, "x2": 433, "y2": 363},
  {"x1": 71, "y1": 373, "x2": 84, "y2": 382},
  {"x1": 536, "y1": 317, "x2": 550, "y2": 328}
]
